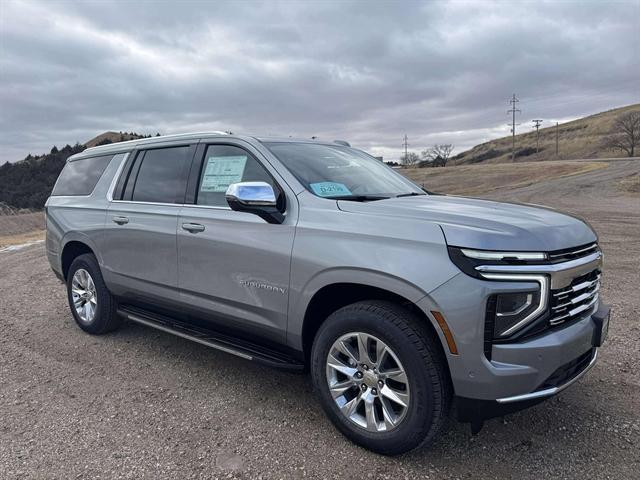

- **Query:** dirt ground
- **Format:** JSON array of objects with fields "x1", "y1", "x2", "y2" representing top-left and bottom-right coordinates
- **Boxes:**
[{"x1": 1, "y1": 160, "x2": 639, "y2": 479}]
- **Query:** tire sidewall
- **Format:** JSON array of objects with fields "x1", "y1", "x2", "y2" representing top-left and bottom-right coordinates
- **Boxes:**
[
  {"x1": 311, "y1": 305, "x2": 440, "y2": 452},
  {"x1": 66, "y1": 254, "x2": 109, "y2": 333}
]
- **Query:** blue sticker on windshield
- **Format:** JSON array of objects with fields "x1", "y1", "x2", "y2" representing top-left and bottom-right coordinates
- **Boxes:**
[{"x1": 310, "y1": 182, "x2": 352, "y2": 197}]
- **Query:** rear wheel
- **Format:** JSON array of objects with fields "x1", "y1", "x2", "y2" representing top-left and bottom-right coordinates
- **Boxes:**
[
  {"x1": 66, "y1": 253, "x2": 121, "y2": 334},
  {"x1": 311, "y1": 301, "x2": 450, "y2": 455}
]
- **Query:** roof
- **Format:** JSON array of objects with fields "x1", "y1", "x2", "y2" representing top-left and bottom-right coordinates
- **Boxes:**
[{"x1": 69, "y1": 131, "x2": 350, "y2": 161}]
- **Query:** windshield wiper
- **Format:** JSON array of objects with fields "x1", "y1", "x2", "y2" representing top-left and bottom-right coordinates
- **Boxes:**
[
  {"x1": 330, "y1": 195, "x2": 391, "y2": 202},
  {"x1": 395, "y1": 192, "x2": 427, "y2": 198}
]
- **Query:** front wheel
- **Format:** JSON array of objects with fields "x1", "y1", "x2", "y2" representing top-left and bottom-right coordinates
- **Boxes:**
[{"x1": 311, "y1": 301, "x2": 451, "y2": 455}]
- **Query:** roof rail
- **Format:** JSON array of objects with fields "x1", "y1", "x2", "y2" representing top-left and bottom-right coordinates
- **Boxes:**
[
  {"x1": 82, "y1": 131, "x2": 230, "y2": 152},
  {"x1": 141, "y1": 131, "x2": 230, "y2": 140}
]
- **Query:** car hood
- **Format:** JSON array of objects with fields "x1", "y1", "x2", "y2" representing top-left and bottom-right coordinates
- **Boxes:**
[{"x1": 337, "y1": 195, "x2": 597, "y2": 251}]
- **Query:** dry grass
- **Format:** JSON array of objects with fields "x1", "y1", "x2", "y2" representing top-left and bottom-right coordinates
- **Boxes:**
[
  {"x1": 0, "y1": 211, "x2": 44, "y2": 236},
  {"x1": 401, "y1": 160, "x2": 608, "y2": 196},
  {"x1": 452, "y1": 104, "x2": 640, "y2": 165},
  {"x1": 619, "y1": 172, "x2": 640, "y2": 196},
  {"x1": 0, "y1": 212, "x2": 45, "y2": 249},
  {"x1": 0, "y1": 230, "x2": 44, "y2": 249}
]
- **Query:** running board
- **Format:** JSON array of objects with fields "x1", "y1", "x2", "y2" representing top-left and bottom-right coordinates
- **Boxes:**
[{"x1": 118, "y1": 307, "x2": 304, "y2": 371}]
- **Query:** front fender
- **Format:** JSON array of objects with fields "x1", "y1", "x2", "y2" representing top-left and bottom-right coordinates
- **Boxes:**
[{"x1": 286, "y1": 266, "x2": 458, "y2": 351}]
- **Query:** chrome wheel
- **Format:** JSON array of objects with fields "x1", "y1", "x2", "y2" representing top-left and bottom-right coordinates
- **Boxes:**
[
  {"x1": 326, "y1": 332, "x2": 410, "y2": 432},
  {"x1": 71, "y1": 268, "x2": 97, "y2": 323}
]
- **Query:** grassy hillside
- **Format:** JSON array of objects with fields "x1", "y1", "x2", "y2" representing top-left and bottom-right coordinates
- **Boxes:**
[
  {"x1": 402, "y1": 160, "x2": 607, "y2": 196},
  {"x1": 452, "y1": 104, "x2": 640, "y2": 164}
]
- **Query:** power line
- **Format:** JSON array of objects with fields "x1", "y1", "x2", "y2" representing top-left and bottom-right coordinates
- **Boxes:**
[
  {"x1": 532, "y1": 119, "x2": 543, "y2": 154},
  {"x1": 507, "y1": 94, "x2": 521, "y2": 162}
]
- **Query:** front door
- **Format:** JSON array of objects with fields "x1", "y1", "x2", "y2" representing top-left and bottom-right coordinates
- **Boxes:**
[{"x1": 177, "y1": 143, "x2": 296, "y2": 344}]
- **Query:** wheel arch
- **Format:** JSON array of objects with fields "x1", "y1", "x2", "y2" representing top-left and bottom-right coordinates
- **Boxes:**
[
  {"x1": 298, "y1": 281, "x2": 452, "y2": 380},
  {"x1": 60, "y1": 237, "x2": 97, "y2": 280}
]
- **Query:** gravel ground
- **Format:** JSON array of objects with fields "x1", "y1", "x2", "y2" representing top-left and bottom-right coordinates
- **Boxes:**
[{"x1": 1, "y1": 160, "x2": 639, "y2": 479}]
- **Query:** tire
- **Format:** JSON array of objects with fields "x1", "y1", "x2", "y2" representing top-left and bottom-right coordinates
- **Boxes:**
[
  {"x1": 311, "y1": 300, "x2": 451, "y2": 455},
  {"x1": 66, "y1": 253, "x2": 121, "y2": 334}
]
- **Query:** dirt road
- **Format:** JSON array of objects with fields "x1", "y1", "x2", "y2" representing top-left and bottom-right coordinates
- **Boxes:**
[{"x1": 1, "y1": 160, "x2": 639, "y2": 479}]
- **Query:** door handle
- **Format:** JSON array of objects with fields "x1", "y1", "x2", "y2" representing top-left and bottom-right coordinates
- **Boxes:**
[
  {"x1": 113, "y1": 216, "x2": 129, "y2": 225},
  {"x1": 182, "y1": 223, "x2": 205, "y2": 233}
]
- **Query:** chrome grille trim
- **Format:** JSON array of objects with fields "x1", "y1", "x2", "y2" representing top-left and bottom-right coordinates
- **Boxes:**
[
  {"x1": 553, "y1": 274, "x2": 601, "y2": 297},
  {"x1": 476, "y1": 250, "x2": 602, "y2": 289},
  {"x1": 548, "y1": 269, "x2": 601, "y2": 326},
  {"x1": 548, "y1": 243, "x2": 599, "y2": 260},
  {"x1": 552, "y1": 284, "x2": 599, "y2": 310},
  {"x1": 549, "y1": 295, "x2": 599, "y2": 325}
]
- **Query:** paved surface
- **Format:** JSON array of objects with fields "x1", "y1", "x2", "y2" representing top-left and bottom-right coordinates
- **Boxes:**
[{"x1": 1, "y1": 160, "x2": 639, "y2": 479}]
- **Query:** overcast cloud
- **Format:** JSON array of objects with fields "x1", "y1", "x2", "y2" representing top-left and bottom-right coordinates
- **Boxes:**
[{"x1": 0, "y1": 0, "x2": 638, "y2": 163}]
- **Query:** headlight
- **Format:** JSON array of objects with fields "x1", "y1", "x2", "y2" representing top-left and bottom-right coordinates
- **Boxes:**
[
  {"x1": 460, "y1": 249, "x2": 547, "y2": 261},
  {"x1": 493, "y1": 290, "x2": 540, "y2": 337},
  {"x1": 483, "y1": 274, "x2": 549, "y2": 339},
  {"x1": 447, "y1": 246, "x2": 547, "y2": 278}
]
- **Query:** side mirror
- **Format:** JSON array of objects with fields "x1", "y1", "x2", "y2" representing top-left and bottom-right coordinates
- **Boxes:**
[{"x1": 225, "y1": 182, "x2": 284, "y2": 224}]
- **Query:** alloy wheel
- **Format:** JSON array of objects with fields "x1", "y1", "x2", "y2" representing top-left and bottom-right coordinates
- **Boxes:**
[
  {"x1": 326, "y1": 332, "x2": 410, "y2": 432},
  {"x1": 71, "y1": 268, "x2": 97, "y2": 323}
]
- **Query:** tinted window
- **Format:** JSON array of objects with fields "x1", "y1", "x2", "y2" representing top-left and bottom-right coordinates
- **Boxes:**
[
  {"x1": 197, "y1": 145, "x2": 276, "y2": 207},
  {"x1": 51, "y1": 155, "x2": 113, "y2": 196},
  {"x1": 132, "y1": 146, "x2": 191, "y2": 203},
  {"x1": 265, "y1": 143, "x2": 423, "y2": 199}
]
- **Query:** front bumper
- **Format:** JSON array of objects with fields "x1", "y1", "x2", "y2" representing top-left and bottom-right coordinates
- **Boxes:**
[
  {"x1": 419, "y1": 262, "x2": 607, "y2": 409},
  {"x1": 456, "y1": 345, "x2": 600, "y2": 424}
]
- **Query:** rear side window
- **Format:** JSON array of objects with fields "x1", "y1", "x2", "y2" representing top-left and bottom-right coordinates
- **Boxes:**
[
  {"x1": 131, "y1": 146, "x2": 191, "y2": 203},
  {"x1": 51, "y1": 155, "x2": 113, "y2": 196}
]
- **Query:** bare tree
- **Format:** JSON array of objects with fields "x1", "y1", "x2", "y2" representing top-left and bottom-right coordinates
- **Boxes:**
[
  {"x1": 604, "y1": 111, "x2": 640, "y2": 157},
  {"x1": 400, "y1": 152, "x2": 420, "y2": 167},
  {"x1": 422, "y1": 144, "x2": 454, "y2": 167}
]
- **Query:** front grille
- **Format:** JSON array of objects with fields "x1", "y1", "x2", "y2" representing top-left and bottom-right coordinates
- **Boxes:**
[
  {"x1": 549, "y1": 269, "x2": 600, "y2": 326},
  {"x1": 483, "y1": 243, "x2": 602, "y2": 356},
  {"x1": 537, "y1": 348, "x2": 595, "y2": 390},
  {"x1": 547, "y1": 242, "x2": 599, "y2": 263}
]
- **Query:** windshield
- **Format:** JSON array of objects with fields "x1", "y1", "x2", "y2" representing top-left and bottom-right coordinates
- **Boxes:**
[{"x1": 265, "y1": 142, "x2": 425, "y2": 200}]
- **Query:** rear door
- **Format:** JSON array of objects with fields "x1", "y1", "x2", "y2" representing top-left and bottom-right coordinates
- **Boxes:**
[
  {"x1": 102, "y1": 144, "x2": 195, "y2": 305},
  {"x1": 177, "y1": 141, "x2": 297, "y2": 344}
]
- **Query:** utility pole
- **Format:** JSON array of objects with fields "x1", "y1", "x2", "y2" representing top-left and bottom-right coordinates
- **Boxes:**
[
  {"x1": 402, "y1": 134, "x2": 409, "y2": 164},
  {"x1": 532, "y1": 119, "x2": 543, "y2": 154},
  {"x1": 555, "y1": 122, "x2": 559, "y2": 157},
  {"x1": 507, "y1": 94, "x2": 521, "y2": 161}
]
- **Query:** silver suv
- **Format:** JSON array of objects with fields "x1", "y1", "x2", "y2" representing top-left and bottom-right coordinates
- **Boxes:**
[{"x1": 46, "y1": 132, "x2": 610, "y2": 454}]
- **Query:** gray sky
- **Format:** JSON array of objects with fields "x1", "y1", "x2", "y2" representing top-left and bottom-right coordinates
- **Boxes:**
[{"x1": 1, "y1": 0, "x2": 638, "y2": 163}]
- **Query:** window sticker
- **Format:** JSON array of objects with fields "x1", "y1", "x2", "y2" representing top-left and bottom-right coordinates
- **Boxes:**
[
  {"x1": 200, "y1": 155, "x2": 248, "y2": 192},
  {"x1": 310, "y1": 182, "x2": 352, "y2": 197}
]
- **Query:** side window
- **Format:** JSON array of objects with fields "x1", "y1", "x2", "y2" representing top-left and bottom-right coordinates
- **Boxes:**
[
  {"x1": 196, "y1": 145, "x2": 276, "y2": 207},
  {"x1": 131, "y1": 146, "x2": 191, "y2": 203},
  {"x1": 51, "y1": 155, "x2": 113, "y2": 196}
]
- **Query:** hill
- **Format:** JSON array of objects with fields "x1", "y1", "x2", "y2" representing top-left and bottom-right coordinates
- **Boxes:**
[
  {"x1": 85, "y1": 131, "x2": 159, "y2": 148},
  {"x1": 0, "y1": 132, "x2": 155, "y2": 210},
  {"x1": 452, "y1": 104, "x2": 640, "y2": 164},
  {"x1": 401, "y1": 160, "x2": 607, "y2": 196}
]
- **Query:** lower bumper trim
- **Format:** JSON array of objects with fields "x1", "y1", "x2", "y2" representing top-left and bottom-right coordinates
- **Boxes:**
[{"x1": 496, "y1": 348, "x2": 598, "y2": 404}]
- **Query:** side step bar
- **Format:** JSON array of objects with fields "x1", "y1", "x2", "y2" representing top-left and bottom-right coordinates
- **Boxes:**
[{"x1": 118, "y1": 307, "x2": 304, "y2": 372}]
